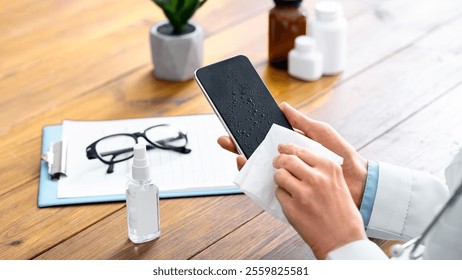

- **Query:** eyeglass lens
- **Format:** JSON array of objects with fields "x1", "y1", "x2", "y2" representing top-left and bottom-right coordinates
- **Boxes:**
[
  {"x1": 145, "y1": 125, "x2": 187, "y2": 148},
  {"x1": 95, "y1": 135, "x2": 137, "y2": 162}
]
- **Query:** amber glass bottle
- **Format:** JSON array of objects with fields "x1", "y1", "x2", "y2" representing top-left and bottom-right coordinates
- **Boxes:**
[{"x1": 269, "y1": 0, "x2": 307, "y2": 69}]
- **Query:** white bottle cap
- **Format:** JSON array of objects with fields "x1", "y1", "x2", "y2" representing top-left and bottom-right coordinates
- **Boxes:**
[
  {"x1": 315, "y1": 1, "x2": 343, "y2": 21},
  {"x1": 295, "y1": 35, "x2": 315, "y2": 52},
  {"x1": 132, "y1": 143, "x2": 150, "y2": 181}
]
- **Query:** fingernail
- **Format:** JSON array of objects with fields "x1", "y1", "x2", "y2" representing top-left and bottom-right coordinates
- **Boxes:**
[{"x1": 278, "y1": 144, "x2": 285, "y2": 151}]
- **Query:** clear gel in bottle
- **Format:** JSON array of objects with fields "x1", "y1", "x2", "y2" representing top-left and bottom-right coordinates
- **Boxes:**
[{"x1": 126, "y1": 143, "x2": 160, "y2": 243}]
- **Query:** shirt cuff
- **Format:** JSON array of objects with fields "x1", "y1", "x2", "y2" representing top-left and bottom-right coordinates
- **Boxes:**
[
  {"x1": 326, "y1": 239, "x2": 388, "y2": 260},
  {"x1": 367, "y1": 161, "x2": 448, "y2": 240},
  {"x1": 359, "y1": 160, "x2": 379, "y2": 227}
]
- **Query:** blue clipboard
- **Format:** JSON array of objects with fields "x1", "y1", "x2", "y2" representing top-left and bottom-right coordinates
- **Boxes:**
[{"x1": 38, "y1": 124, "x2": 241, "y2": 208}]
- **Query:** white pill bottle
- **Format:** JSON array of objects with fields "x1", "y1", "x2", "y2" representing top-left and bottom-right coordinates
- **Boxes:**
[{"x1": 311, "y1": 1, "x2": 347, "y2": 75}]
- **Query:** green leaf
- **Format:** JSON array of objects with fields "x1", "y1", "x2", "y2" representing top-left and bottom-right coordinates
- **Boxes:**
[{"x1": 151, "y1": 0, "x2": 208, "y2": 34}]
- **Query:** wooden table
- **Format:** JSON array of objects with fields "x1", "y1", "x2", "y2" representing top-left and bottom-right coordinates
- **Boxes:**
[{"x1": 2, "y1": 0, "x2": 462, "y2": 260}]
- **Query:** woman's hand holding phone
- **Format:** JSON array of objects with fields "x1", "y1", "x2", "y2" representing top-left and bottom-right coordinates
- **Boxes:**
[{"x1": 217, "y1": 136, "x2": 247, "y2": 170}]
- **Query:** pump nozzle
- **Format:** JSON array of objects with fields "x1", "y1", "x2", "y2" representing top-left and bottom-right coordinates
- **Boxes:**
[{"x1": 132, "y1": 143, "x2": 151, "y2": 181}]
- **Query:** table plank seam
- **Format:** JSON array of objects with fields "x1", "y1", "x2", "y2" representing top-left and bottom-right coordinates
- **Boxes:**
[
  {"x1": 32, "y1": 203, "x2": 126, "y2": 260},
  {"x1": 187, "y1": 210, "x2": 265, "y2": 260},
  {"x1": 356, "y1": 77, "x2": 462, "y2": 153}
]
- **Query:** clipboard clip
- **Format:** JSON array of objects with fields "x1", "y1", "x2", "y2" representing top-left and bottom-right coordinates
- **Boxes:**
[{"x1": 41, "y1": 141, "x2": 67, "y2": 180}]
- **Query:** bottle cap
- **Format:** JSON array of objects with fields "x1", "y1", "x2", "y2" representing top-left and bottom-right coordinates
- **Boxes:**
[
  {"x1": 295, "y1": 35, "x2": 315, "y2": 52},
  {"x1": 132, "y1": 143, "x2": 150, "y2": 181},
  {"x1": 274, "y1": 0, "x2": 302, "y2": 7},
  {"x1": 315, "y1": 1, "x2": 343, "y2": 21}
]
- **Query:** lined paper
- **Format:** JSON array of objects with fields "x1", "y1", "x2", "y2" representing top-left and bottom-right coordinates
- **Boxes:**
[{"x1": 58, "y1": 114, "x2": 238, "y2": 198}]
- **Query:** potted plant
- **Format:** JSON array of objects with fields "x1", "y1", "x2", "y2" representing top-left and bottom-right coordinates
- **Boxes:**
[{"x1": 150, "y1": 0, "x2": 207, "y2": 81}]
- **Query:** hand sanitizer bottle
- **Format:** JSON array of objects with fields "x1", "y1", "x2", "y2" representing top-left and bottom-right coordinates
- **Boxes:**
[{"x1": 126, "y1": 143, "x2": 160, "y2": 243}]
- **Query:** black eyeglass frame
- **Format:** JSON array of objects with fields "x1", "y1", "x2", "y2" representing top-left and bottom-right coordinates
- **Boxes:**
[{"x1": 86, "y1": 124, "x2": 191, "y2": 173}]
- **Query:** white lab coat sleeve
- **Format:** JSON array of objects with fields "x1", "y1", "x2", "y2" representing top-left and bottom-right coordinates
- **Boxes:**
[
  {"x1": 326, "y1": 239, "x2": 388, "y2": 260},
  {"x1": 445, "y1": 148, "x2": 462, "y2": 194},
  {"x1": 365, "y1": 161, "x2": 449, "y2": 241}
]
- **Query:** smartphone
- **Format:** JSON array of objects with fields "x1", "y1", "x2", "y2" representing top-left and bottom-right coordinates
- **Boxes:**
[{"x1": 195, "y1": 55, "x2": 292, "y2": 158}]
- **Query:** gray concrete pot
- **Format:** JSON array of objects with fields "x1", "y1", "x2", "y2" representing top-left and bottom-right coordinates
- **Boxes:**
[{"x1": 149, "y1": 20, "x2": 204, "y2": 82}]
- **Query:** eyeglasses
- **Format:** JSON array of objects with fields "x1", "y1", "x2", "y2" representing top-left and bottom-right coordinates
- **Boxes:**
[{"x1": 86, "y1": 124, "x2": 191, "y2": 173}]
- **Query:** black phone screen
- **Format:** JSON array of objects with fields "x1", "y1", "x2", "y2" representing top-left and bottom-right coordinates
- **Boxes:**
[{"x1": 195, "y1": 55, "x2": 292, "y2": 158}]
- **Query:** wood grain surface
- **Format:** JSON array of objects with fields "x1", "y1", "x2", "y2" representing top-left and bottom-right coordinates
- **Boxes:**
[{"x1": 1, "y1": 0, "x2": 461, "y2": 259}]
